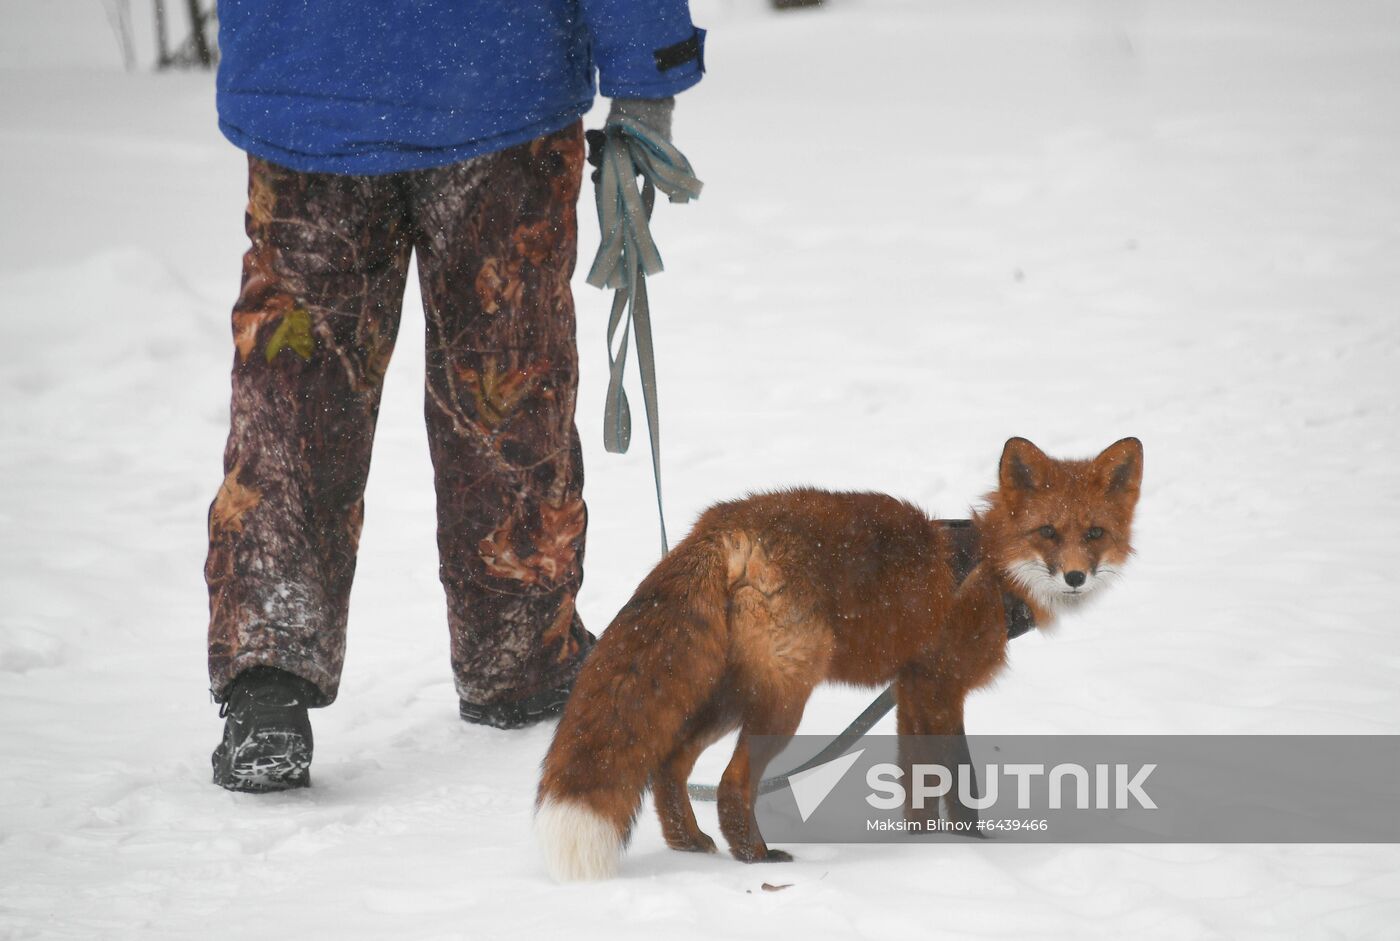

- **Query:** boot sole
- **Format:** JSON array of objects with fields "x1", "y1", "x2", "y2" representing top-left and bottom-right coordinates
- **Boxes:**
[
  {"x1": 459, "y1": 695, "x2": 569, "y2": 730},
  {"x1": 214, "y1": 730, "x2": 312, "y2": 793}
]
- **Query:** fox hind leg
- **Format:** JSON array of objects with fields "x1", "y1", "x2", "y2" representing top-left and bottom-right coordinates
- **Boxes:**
[
  {"x1": 718, "y1": 697, "x2": 807, "y2": 864},
  {"x1": 717, "y1": 552, "x2": 827, "y2": 864},
  {"x1": 654, "y1": 709, "x2": 731, "y2": 854}
]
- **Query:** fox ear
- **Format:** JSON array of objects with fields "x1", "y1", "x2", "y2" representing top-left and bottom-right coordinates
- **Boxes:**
[
  {"x1": 1000, "y1": 437, "x2": 1050, "y2": 492},
  {"x1": 1095, "y1": 437, "x2": 1143, "y2": 495}
]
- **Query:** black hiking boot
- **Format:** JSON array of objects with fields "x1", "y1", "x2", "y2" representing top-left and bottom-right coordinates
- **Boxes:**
[
  {"x1": 459, "y1": 681, "x2": 574, "y2": 730},
  {"x1": 211, "y1": 667, "x2": 318, "y2": 792}
]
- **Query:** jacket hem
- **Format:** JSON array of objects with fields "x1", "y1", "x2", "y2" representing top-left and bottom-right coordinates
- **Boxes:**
[{"x1": 218, "y1": 105, "x2": 591, "y2": 176}]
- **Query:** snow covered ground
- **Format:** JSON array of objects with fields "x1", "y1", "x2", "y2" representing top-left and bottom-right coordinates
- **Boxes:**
[{"x1": 3, "y1": 0, "x2": 1400, "y2": 937}]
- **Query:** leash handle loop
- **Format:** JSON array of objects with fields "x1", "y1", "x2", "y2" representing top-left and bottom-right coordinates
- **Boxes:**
[{"x1": 586, "y1": 118, "x2": 703, "y2": 556}]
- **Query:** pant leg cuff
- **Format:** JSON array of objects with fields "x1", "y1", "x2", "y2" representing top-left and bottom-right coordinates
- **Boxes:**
[
  {"x1": 211, "y1": 653, "x2": 339, "y2": 707},
  {"x1": 454, "y1": 635, "x2": 596, "y2": 707}
]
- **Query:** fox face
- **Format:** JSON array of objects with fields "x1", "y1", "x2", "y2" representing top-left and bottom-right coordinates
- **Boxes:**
[{"x1": 980, "y1": 437, "x2": 1143, "y2": 615}]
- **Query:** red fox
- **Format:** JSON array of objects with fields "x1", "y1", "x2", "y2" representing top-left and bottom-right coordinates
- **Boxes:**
[{"x1": 536, "y1": 437, "x2": 1143, "y2": 880}]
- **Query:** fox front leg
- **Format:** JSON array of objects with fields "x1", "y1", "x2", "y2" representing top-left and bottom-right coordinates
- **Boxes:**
[
  {"x1": 895, "y1": 670, "x2": 983, "y2": 831},
  {"x1": 938, "y1": 723, "x2": 984, "y2": 832}
]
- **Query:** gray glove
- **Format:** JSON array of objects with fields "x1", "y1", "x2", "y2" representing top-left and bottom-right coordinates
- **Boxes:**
[{"x1": 606, "y1": 96, "x2": 675, "y2": 143}]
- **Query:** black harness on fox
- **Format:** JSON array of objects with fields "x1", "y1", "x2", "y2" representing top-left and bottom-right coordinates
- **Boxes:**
[{"x1": 686, "y1": 518, "x2": 1035, "y2": 802}]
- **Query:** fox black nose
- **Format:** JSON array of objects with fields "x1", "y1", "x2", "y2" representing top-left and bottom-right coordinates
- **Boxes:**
[{"x1": 1064, "y1": 570, "x2": 1087, "y2": 588}]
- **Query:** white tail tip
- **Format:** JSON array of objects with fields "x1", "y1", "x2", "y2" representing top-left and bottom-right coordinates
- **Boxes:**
[{"x1": 535, "y1": 797, "x2": 622, "y2": 882}]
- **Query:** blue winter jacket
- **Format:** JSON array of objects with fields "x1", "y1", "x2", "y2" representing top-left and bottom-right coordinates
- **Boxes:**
[{"x1": 216, "y1": 1, "x2": 706, "y2": 175}]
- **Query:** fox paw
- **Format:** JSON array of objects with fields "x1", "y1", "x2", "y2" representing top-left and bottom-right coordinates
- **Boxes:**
[
  {"x1": 733, "y1": 846, "x2": 793, "y2": 863},
  {"x1": 668, "y1": 832, "x2": 718, "y2": 854}
]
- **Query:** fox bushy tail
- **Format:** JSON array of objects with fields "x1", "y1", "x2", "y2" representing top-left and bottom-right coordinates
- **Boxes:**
[{"x1": 536, "y1": 535, "x2": 730, "y2": 881}]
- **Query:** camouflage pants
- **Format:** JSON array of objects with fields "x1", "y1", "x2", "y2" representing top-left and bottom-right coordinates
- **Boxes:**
[{"x1": 206, "y1": 123, "x2": 593, "y2": 707}]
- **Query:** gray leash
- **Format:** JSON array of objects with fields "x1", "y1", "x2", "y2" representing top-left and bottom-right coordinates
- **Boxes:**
[
  {"x1": 686, "y1": 688, "x2": 897, "y2": 802},
  {"x1": 586, "y1": 117, "x2": 702, "y2": 556}
]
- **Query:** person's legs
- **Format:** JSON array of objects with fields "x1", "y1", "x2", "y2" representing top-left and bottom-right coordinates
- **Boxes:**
[
  {"x1": 206, "y1": 155, "x2": 413, "y2": 707},
  {"x1": 407, "y1": 123, "x2": 594, "y2": 721}
]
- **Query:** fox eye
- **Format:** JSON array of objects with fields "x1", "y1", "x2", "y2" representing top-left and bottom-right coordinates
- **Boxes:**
[
  {"x1": 1038, "y1": 525, "x2": 1057, "y2": 539},
  {"x1": 1086, "y1": 526, "x2": 1105, "y2": 540}
]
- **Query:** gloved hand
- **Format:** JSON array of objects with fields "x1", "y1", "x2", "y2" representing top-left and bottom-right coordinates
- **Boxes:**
[
  {"x1": 605, "y1": 96, "x2": 675, "y2": 143},
  {"x1": 587, "y1": 97, "x2": 679, "y2": 185}
]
